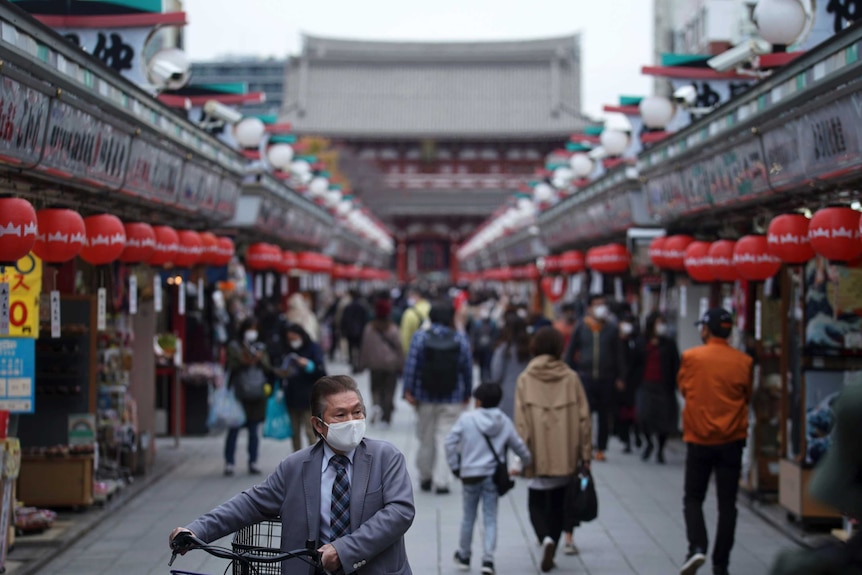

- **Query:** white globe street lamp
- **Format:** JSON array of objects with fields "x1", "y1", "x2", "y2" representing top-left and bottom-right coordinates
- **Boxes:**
[
  {"x1": 754, "y1": 0, "x2": 808, "y2": 46},
  {"x1": 639, "y1": 96, "x2": 676, "y2": 130},
  {"x1": 308, "y1": 176, "x2": 329, "y2": 197},
  {"x1": 569, "y1": 153, "x2": 594, "y2": 178},
  {"x1": 266, "y1": 143, "x2": 295, "y2": 170},
  {"x1": 600, "y1": 129, "x2": 629, "y2": 157},
  {"x1": 533, "y1": 182, "x2": 556, "y2": 204},
  {"x1": 234, "y1": 117, "x2": 266, "y2": 149},
  {"x1": 552, "y1": 166, "x2": 574, "y2": 188}
]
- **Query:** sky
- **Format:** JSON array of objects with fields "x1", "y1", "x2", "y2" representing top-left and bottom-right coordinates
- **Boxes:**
[{"x1": 181, "y1": 0, "x2": 655, "y2": 119}]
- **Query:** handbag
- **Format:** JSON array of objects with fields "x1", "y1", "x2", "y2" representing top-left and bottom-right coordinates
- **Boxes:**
[
  {"x1": 565, "y1": 466, "x2": 598, "y2": 523},
  {"x1": 482, "y1": 433, "x2": 515, "y2": 496},
  {"x1": 208, "y1": 379, "x2": 246, "y2": 433},
  {"x1": 263, "y1": 383, "x2": 292, "y2": 441}
]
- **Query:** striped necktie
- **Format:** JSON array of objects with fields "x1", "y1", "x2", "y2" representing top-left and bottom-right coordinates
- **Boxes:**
[{"x1": 330, "y1": 454, "x2": 351, "y2": 541}]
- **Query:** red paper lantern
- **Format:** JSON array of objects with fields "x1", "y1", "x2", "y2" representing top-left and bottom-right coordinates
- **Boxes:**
[
  {"x1": 733, "y1": 235, "x2": 781, "y2": 281},
  {"x1": 707, "y1": 240, "x2": 739, "y2": 283},
  {"x1": 0, "y1": 198, "x2": 37, "y2": 265},
  {"x1": 589, "y1": 244, "x2": 630, "y2": 274},
  {"x1": 33, "y1": 208, "x2": 86, "y2": 264},
  {"x1": 649, "y1": 237, "x2": 667, "y2": 269},
  {"x1": 80, "y1": 214, "x2": 126, "y2": 265},
  {"x1": 148, "y1": 226, "x2": 180, "y2": 267},
  {"x1": 684, "y1": 241, "x2": 715, "y2": 283},
  {"x1": 663, "y1": 235, "x2": 694, "y2": 272},
  {"x1": 767, "y1": 214, "x2": 814, "y2": 264},
  {"x1": 277, "y1": 250, "x2": 297, "y2": 274},
  {"x1": 212, "y1": 236, "x2": 235, "y2": 267},
  {"x1": 809, "y1": 206, "x2": 862, "y2": 262},
  {"x1": 542, "y1": 255, "x2": 562, "y2": 275},
  {"x1": 246, "y1": 243, "x2": 280, "y2": 271},
  {"x1": 297, "y1": 251, "x2": 334, "y2": 274},
  {"x1": 173, "y1": 231, "x2": 203, "y2": 268},
  {"x1": 198, "y1": 232, "x2": 218, "y2": 266},
  {"x1": 541, "y1": 276, "x2": 568, "y2": 303},
  {"x1": 119, "y1": 222, "x2": 156, "y2": 264},
  {"x1": 559, "y1": 250, "x2": 585, "y2": 273}
]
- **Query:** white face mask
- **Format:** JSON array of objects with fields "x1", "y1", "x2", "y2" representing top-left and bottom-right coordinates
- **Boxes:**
[
  {"x1": 655, "y1": 323, "x2": 668, "y2": 337},
  {"x1": 593, "y1": 305, "x2": 609, "y2": 320},
  {"x1": 319, "y1": 418, "x2": 366, "y2": 452},
  {"x1": 620, "y1": 322, "x2": 634, "y2": 336},
  {"x1": 289, "y1": 339, "x2": 302, "y2": 350},
  {"x1": 244, "y1": 330, "x2": 258, "y2": 343}
]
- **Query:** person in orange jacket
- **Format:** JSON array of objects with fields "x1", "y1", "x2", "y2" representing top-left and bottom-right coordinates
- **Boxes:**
[{"x1": 677, "y1": 308, "x2": 752, "y2": 575}]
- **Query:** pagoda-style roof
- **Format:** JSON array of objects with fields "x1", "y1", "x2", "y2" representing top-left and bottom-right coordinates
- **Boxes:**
[{"x1": 281, "y1": 34, "x2": 588, "y2": 139}]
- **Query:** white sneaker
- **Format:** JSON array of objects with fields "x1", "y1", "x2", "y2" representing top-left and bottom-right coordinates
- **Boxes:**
[
  {"x1": 680, "y1": 551, "x2": 706, "y2": 575},
  {"x1": 563, "y1": 541, "x2": 579, "y2": 555},
  {"x1": 541, "y1": 536, "x2": 556, "y2": 572}
]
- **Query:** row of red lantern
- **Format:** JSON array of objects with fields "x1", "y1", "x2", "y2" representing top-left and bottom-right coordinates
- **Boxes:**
[
  {"x1": 0, "y1": 198, "x2": 235, "y2": 268},
  {"x1": 245, "y1": 243, "x2": 338, "y2": 275},
  {"x1": 332, "y1": 265, "x2": 392, "y2": 281}
]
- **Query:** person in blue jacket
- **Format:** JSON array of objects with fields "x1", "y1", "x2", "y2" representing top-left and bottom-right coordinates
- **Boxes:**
[{"x1": 280, "y1": 323, "x2": 327, "y2": 452}]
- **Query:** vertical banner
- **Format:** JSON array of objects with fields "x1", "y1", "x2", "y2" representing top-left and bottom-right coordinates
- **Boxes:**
[
  {"x1": 97, "y1": 287, "x2": 106, "y2": 331},
  {"x1": 154, "y1": 276, "x2": 163, "y2": 312},
  {"x1": 755, "y1": 300, "x2": 763, "y2": 342},
  {"x1": 178, "y1": 282, "x2": 186, "y2": 316},
  {"x1": 589, "y1": 271, "x2": 603, "y2": 295},
  {"x1": 0, "y1": 282, "x2": 8, "y2": 336},
  {"x1": 197, "y1": 278, "x2": 204, "y2": 310},
  {"x1": 50, "y1": 291, "x2": 61, "y2": 339},
  {"x1": 613, "y1": 277, "x2": 623, "y2": 301},
  {"x1": 129, "y1": 275, "x2": 138, "y2": 315},
  {"x1": 698, "y1": 297, "x2": 709, "y2": 320},
  {"x1": 659, "y1": 277, "x2": 668, "y2": 313},
  {"x1": 571, "y1": 274, "x2": 583, "y2": 296},
  {"x1": 280, "y1": 275, "x2": 288, "y2": 294},
  {"x1": 254, "y1": 275, "x2": 263, "y2": 300},
  {"x1": 0, "y1": 254, "x2": 43, "y2": 337},
  {"x1": 679, "y1": 285, "x2": 688, "y2": 318},
  {"x1": 265, "y1": 273, "x2": 274, "y2": 297}
]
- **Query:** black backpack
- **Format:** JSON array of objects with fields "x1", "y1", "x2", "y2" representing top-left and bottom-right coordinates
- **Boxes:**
[{"x1": 420, "y1": 331, "x2": 461, "y2": 397}]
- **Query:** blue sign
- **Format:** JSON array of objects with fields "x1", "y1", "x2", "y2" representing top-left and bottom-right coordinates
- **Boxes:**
[{"x1": 0, "y1": 338, "x2": 34, "y2": 413}]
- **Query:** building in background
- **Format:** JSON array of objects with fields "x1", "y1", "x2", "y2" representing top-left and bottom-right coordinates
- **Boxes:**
[{"x1": 190, "y1": 57, "x2": 286, "y2": 117}]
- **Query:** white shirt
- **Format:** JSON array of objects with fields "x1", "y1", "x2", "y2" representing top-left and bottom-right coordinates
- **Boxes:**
[{"x1": 319, "y1": 442, "x2": 356, "y2": 544}]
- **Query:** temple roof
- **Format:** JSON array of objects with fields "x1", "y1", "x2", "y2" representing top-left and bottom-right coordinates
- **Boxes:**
[{"x1": 280, "y1": 34, "x2": 587, "y2": 139}]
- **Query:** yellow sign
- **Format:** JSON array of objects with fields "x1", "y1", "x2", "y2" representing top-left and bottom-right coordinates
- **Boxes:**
[{"x1": 0, "y1": 253, "x2": 42, "y2": 338}]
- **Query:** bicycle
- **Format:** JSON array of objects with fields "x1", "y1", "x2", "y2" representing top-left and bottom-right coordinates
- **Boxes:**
[{"x1": 169, "y1": 530, "x2": 325, "y2": 575}]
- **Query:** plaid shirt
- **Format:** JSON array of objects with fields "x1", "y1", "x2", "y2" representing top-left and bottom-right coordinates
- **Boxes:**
[{"x1": 403, "y1": 324, "x2": 473, "y2": 404}]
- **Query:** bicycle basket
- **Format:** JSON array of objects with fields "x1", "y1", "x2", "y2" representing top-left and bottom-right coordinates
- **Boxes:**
[{"x1": 231, "y1": 518, "x2": 282, "y2": 575}]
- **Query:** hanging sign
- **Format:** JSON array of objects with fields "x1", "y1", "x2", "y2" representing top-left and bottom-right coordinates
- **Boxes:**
[
  {"x1": 0, "y1": 253, "x2": 42, "y2": 338},
  {"x1": 125, "y1": 138, "x2": 182, "y2": 203},
  {"x1": 254, "y1": 275, "x2": 263, "y2": 300},
  {"x1": 698, "y1": 297, "x2": 709, "y2": 320},
  {"x1": 614, "y1": 277, "x2": 624, "y2": 301},
  {"x1": 280, "y1": 275, "x2": 288, "y2": 294},
  {"x1": 265, "y1": 273, "x2": 275, "y2": 297},
  {"x1": 0, "y1": 337, "x2": 35, "y2": 413},
  {"x1": 0, "y1": 76, "x2": 50, "y2": 167},
  {"x1": 679, "y1": 285, "x2": 687, "y2": 318},
  {"x1": 589, "y1": 271, "x2": 603, "y2": 295},
  {"x1": 197, "y1": 278, "x2": 205, "y2": 310},
  {"x1": 129, "y1": 275, "x2": 138, "y2": 315},
  {"x1": 755, "y1": 300, "x2": 763, "y2": 342},
  {"x1": 154, "y1": 276, "x2": 163, "y2": 312},
  {"x1": 97, "y1": 288, "x2": 107, "y2": 331},
  {"x1": 50, "y1": 291, "x2": 60, "y2": 339},
  {"x1": 178, "y1": 281, "x2": 186, "y2": 316}
]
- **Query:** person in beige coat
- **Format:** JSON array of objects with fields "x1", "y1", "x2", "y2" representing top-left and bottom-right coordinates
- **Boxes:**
[
  {"x1": 515, "y1": 326, "x2": 592, "y2": 573},
  {"x1": 357, "y1": 298, "x2": 405, "y2": 427}
]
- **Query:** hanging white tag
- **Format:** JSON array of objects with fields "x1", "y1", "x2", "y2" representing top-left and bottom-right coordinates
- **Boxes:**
[
  {"x1": 722, "y1": 296, "x2": 733, "y2": 314},
  {"x1": 659, "y1": 276, "x2": 668, "y2": 313},
  {"x1": 265, "y1": 273, "x2": 274, "y2": 297},
  {"x1": 154, "y1": 276, "x2": 163, "y2": 312},
  {"x1": 178, "y1": 281, "x2": 186, "y2": 316},
  {"x1": 254, "y1": 275, "x2": 263, "y2": 299},
  {"x1": 698, "y1": 297, "x2": 709, "y2": 320},
  {"x1": 764, "y1": 276, "x2": 774, "y2": 298},
  {"x1": 571, "y1": 274, "x2": 582, "y2": 295},
  {"x1": 553, "y1": 276, "x2": 563, "y2": 294},
  {"x1": 174, "y1": 337, "x2": 183, "y2": 367},
  {"x1": 97, "y1": 287, "x2": 107, "y2": 331},
  {"x1": 51, "y1": 290, "x2": 61, "y2": 338},
  {"x1": 300, "y1": 275, "x2": 309, "y2": 291},
  {"x1": 679, "y1": 285, "x2": 688, "y2": 318},
  {"x1": 589, "y1": 271, "x2": 603, "y2": 295},
  {"x1": 129, "y1": 275, "x2": 138, "y2": 315},
  {"x1": 755, "y1": 299, "x2": 763, "y2": 341},
  {"x1": 0, "y1": 282, "x2": 9, "y2": 335},
  {"x1": 197, "y1": 278, "x2": 205, "y2": 310},
  {"x1": 614, "y1": 277, "x2": 623, "y2": 301},
  {"x1": 280, "y1": 275, "x2": 288, "y2": 294}
]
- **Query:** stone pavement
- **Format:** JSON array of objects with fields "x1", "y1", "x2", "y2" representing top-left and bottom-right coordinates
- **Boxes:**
[{"x1": 32, "y1": 362, "x2": 798, "y2": 575}]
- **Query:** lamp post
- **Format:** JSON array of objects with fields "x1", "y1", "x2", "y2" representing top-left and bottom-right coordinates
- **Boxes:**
[{"x1": 754, "y1": 0, "x2": 809, "y2": 50}]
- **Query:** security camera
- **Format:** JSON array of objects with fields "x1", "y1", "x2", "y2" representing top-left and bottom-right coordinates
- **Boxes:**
[
  {"x1": 673, "y1": 85, "x2": 698, "y2": 107},
  {"x1": 146, "y1": 48, "x2": 191, "y2": 90},
  {"x1": 150, "y1": 60, "x2": 185, "y2": 83},
  {"x1": 203, "y1": 100, "x2": 243, "y2": 125},
  {"x1": 707, "y1": 39, "x2": 772, "y2": 72}
]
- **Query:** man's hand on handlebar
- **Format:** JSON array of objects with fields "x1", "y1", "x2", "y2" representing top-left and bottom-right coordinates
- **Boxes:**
[
  {"x1": 318, "y1": 543, "x2": 342, "y2": 572},
  {"x1": 169, "y1": 527, "x2": 197, "y2": 554}
]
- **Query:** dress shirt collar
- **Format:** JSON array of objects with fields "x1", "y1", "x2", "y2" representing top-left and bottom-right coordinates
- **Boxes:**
[{"x1": 321, "y1": 440, "x2": 356, "y2": 472}]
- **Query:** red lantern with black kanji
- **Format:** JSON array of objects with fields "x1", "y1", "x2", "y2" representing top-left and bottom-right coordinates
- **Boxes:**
[
  {"x1": 80, "y1": 214, "x2": 126, "y2": 265},
  {"x1": 559, "y1": 250, "x2": 585, "y2": 273},
  {"x1": 0, "y1": 198, "x2": 37, "y2": 265},
  {"x1": 585, "y1": 246, "x2": 604, "y2": 270},
  {"x1": 663, "y1": 235, "x2": 694, "y2": 272},
  {"x1": 542, "y1": 255, "x2": 562, "y2": 275},
  {"x1": 809, "y1": 206, "x2": 862, "y2": 262},
  {"x1": 198, "y1": 232, "x2": 218, "y2": 266},
  {"x1": 649, "y1": 237, "x2": 667, "y2": 269},
  {"x1": 246, "y1": 243, "x2": 279, "y2": 271},
  {"x1": 173, "y1": 230, "x2": 203, "y2": 268},
  {"x1": 589, "y1": 244, "x2": 630, "y2": 274},
  {"x1": 33, "y1": 208, "x2": 86, "y2": 264},
  {"x1": 148, "y1": 226, "x2": 180, "y2": 267},
  {"x1": 119, "y1": 222, "x2": 156, "y2": 264},
  {"x1": 707, "y1": 240, "x2": 738, "y2": 282},
  {"x1": 733, "y1": 235, "x2": 781, "y2": 281},
  {"x1": 767, "y1": 214, "x2": 814, "y2": 264},
  {"x1": 211, "y1": 236, "x2": 235, "y2": 267},
  {"x1": 277, "y1": 250, "x2": 297, "y2": 275},
  {"x1": 684, "y1": 241, "x2": 715, "y2": 283}
]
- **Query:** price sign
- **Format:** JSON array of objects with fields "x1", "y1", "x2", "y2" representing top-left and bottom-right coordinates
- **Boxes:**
[
  {"x1": 129, "y1": 275, "x2": 138, "y2": 315},
  {"x1": 0, "y1": 338, "x2": 35, "y2": 413},
  {"x1": 50, "y1": 291, "x2": 61, "y2": 338},
  {"x1": 97, "y1": 288, "x2": 106, "y2": 331}
]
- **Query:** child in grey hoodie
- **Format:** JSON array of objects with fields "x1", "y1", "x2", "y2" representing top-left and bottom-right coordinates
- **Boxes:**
[{"x1": 445, "y1": 383, "x2": 532, "y2": 575}]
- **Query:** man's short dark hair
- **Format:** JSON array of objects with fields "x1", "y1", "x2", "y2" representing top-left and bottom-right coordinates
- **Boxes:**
[
  {"x1": 429, "y1": 301, "x2": 455, "y2": 327},
  {"x1": 530, "y1": 326, "x2": 564, "y2": 359},
  {"x1": 473, "y1": 383, "x2": 503, "y2": 408},
  {"x1": 588, "y1": 294, "x2": 606, "y2": 306},
  {"x1": 310, "y1": 375, "x2": 365, "y2": 421}
]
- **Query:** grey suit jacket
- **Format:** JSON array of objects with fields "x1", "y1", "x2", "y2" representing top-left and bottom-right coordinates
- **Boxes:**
[{"x1": 186, "y1": 438, "x2": 415, "y2": 575}]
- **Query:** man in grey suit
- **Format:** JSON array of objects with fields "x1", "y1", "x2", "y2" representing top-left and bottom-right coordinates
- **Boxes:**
[{"x1": 170, "y1": 375, "x2": 415, "y2": 574}]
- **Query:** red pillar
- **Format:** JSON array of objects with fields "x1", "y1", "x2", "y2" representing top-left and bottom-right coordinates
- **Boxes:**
[
  {"x1": 449, "y1": 243, "x2": 460, "y2": 285},
  {"x1": 397, "y1": 240, "x2": 408, "y2": 284}
]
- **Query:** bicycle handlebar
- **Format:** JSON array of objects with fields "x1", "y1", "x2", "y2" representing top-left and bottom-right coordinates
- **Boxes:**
[{"x1": 169, "y1": 531, "x2": 322, "y2": 570}]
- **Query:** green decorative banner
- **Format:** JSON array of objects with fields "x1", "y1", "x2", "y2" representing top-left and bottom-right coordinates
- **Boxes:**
[{"x1": 11, "y1": 0, "x2": 164, "y2": 14}]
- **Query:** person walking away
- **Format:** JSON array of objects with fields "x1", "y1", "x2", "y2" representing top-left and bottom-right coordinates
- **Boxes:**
[
  {"x1": 357, "y1": 298, "x2": 405, "y2": 427},
  {"x1": 487, "y1": 315, "x2": 531, "y2": 420},
  {"x1": 552, "y1": 303, "x2": 576, "y2": 351},
  {"x1": 286, "y1": 292, "x2": 321, "y2": 342},
  {"x1": 471, "y1": 307, "x2": 499, "y2": 384},
  {"x1": 170, "y1": 375, "x2": 415, "y2": 575},
  {"x1": 636, "y1": 312, "x2": 680, "y2": 463},
  {"x1": 564, "y1": 294, "x2": 626, "y2": 462},
  {"x1": 224, "y1": 318, "x2": 272, "y2": 476},
  {"x1": 403, "y1": 302, "x2": 473, "y2": 494},
  {"x1": 616, "y1": 312, "x2": 644, "y2": 454},
  {"x1": 341, "y1": 290, "x2": 370, "y2": 372},
  {"x1": 515, "y1": 327, "x2": 592, "y2": 571},
  {"x1": 446, "y1": 383, "x2": 532, "y2": 575},
  {"x1": 280, "y1": 323, "x2": 327, "y2": 452},
  {"x1": 400, "y1": 288, "x2": 431, "y2": 354},
  {"x1": 677, "y1": 308, "x2": 752, "y2": 575}
]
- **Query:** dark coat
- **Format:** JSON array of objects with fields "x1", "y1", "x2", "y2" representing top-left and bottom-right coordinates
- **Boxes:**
[
  {"x1": 633, "y1": 335, "x2": 680, "y2": 434},
  {"x1": 564, "y1": 318, "x2": 626, "y2": 383},
  {"x1": 226, "y1": 340, "x2": 272, "y2": 423},
  {"x1": 282, "y1": 341, "x2": 327, "y2": 411}
]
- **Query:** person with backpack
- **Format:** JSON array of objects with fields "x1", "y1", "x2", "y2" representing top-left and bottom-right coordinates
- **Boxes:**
[
  {"x1": 224, "y1": 317, "x2": 273, "y2": 477},
  {"x1": 400, "y1": 287, "x2": 431, "y2": 354},
  {"x1": 340, "y1": 290, "x2": 370, "y2": 373},
  {"x1": 445, "y1": 383, "x2": 532, "y2": 575},
  {"x1": 403, "y1": 301, "x2": 473, "y2": 494},
  {"x1": 357, "y1": 297, "x2": 405, "y2": 428},
  {"x1": 471, "y1": 306, "x2": 499, "y2": 384}
]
